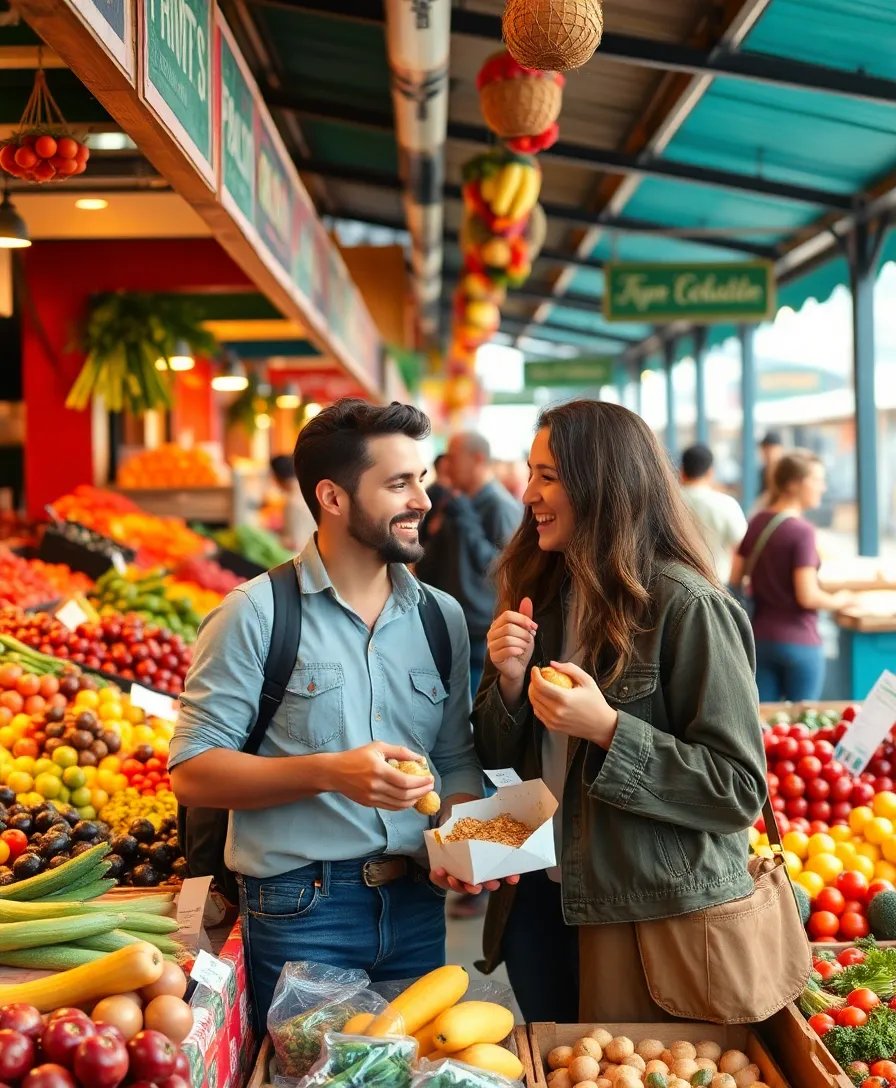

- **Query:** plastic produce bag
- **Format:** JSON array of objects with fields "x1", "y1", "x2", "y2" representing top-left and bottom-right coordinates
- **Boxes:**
[
  {"x1": 281, "y1": 1032, "x2": 419, "y2": 1088},
  {"x1": 413, "y1": 1057, "x2": 523, "y2": 1088},
  {"x1": 267, "y1": 963, "x2": 387, "y2": 1079}
]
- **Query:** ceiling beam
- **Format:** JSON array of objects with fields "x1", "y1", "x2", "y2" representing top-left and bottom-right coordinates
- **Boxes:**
[
  {"x1": 298, "y1": 159, "x2": 782, "y2": 259},
  {"x1": 258, "y1": 0, "x2": 896, "y2": 107},
  {"x1": 269, "y1": 89, "x2": 854, "y2": 212}
]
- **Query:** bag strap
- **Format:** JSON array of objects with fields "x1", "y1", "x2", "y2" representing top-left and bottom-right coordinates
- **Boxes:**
[
  {"x1": 417, "y1": 586, "x2": 452, "y2": 694},
  {"x1": 743, "y1": 511, "x2": 793, "y2": 581},
  {"x1": 242, "y1": 559, "x2": 303, "y2": 756}
]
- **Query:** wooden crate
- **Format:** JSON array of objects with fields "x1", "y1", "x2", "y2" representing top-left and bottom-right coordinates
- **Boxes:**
[
  {"x1": 514, "y1": 1025, "x2": 537, "y2": 1086},
  {"x1": 528, "y1": 1022, "x2": 791, "y2": 1088},
  {"x1": 764, "y1": 1004, "x2": 852, "y2": 1088},
  {"x1": 246, "y1": 1036, "x2": 273, "y2": 1088}
]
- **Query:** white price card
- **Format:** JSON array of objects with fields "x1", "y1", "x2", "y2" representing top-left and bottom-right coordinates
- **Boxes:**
[
  {"x1": 834, "y1": 670, "x2": 896, "y2": 776},
  {"x1": 484, "y1": 768, "x2": 523, "y2": 789},
  {"x1": 129, "y1": 683, "x2": 177, "y2": 722},
  {"x1": 54, "y1": 599, "x2": 89, "y2": 632},
  {"x1": 190, "y1": 949, "x2": 233, "y2": 994}
]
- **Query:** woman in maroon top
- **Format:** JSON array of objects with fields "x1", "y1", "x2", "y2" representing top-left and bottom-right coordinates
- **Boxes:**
[{"x1": 731, "y1": 451, "x2": 852, "y2": 702}]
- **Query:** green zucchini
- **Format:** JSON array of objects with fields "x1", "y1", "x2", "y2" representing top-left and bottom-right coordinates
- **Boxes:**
[
  {"x1": 0, "y1": 845, "x2": 110, "y2": 901},
  {"x1": 41, "y1": 877, "x2": 117, "y2": 902},
  {"x1": 0, "y1": 911, "x2": 126, "y2": 951},
  {"x1": 118, "y1": 913, "x2": 179, "y2": 934},
  {"x1": 0, "y1": 945, "x2": 105, "y2": 969}
]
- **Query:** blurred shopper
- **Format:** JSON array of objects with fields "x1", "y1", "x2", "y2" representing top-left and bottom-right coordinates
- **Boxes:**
[
  {"x1": 731, "y1": 449, "x2": 853, "y2": 702},
  {"x1": 417, "y1": 432, "x2": 522, "y2": 695},
  {"x1": 270, "y1": 454, "x2": 316, "y2": 553},
  {"x1": 419, "y1": 454, "x2": 453, "y2": 549},
  {"x1": 754, "y1": 430, "x2": 784, "y2": 511},
  {"x1": 468, "y1": 401, "x2": 765, "y2": 1023},
  {"x1": 171, "y1": 401, "x2": 482, "y2": 1030},
  {"x1": 680, "y1": 443, "x2": 748, "y2": 583}
]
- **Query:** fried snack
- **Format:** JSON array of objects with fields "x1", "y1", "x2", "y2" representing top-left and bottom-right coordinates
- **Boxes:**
[
  {"x1": 441, "y1": 813, "x2": 534, "y2": 848},
  {"x1": 540, "y1": 666, "x2": 574, "y2": 688},
  {"x1": 387, "y1": 757, "x2": 441, "y2": 815}
]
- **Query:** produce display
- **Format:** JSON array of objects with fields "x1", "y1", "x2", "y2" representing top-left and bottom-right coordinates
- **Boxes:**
[
  {"x1": 202, "y1": 524, "x2": 290, "y2": 570},
  {"x1": 89, "y1": 570, "x2": 203, "y2": 645},
  {"x1": 544, "y1": 1029, "x2": 770, "y2": 1088},
  {"x1": 116, "y1": 445, "x2": 221, "y2": 490},
  {"x1": 52, "y1": 489, "x2": 211, "y2": 568},
  {"x1": 0, "y1": 608, "x2": 192, "y2": 695},
  {"x1": 800, "y1": 939, "x2": 896, "y2": 1082},
  {"x1": 0, "y1": 550, "x2": 92, "y2": 611},
  {"x1": 172, "y1": 557, "x2": 243, "y2": 596}
]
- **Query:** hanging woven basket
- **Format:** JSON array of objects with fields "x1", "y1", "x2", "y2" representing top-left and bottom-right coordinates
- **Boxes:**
[
  {"x1": 503, "y1": 0, "x2": 604, "y2": 72},
  {"x1": 0, "y1": 67, "x2": 90, "y2": 184},
  {"x1": 477, "y1": 50, "x2": 564, "y2": 139}
]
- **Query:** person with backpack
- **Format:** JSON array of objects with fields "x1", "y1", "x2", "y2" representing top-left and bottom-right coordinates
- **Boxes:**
[{"x1": 169, "y1": 400, "x2": 485, "y2": 1030}]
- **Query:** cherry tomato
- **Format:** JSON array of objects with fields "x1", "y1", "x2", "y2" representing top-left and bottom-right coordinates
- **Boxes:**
[
  {"x1": 815, "y1": 888, "x2": 847, "y2": 916},
  {"x1": 837, "y1": 871, "x2": 870, "y2": 901},
  {"x1": 0, "y1": 829, "x2": 28, "y2": 861},
  {"x1": 848, "y1": 988, "x2": 881, "y2": 1013},
  {"x1": 808, "y1": 911, "x2": 841, "y2": 939},
  {"x1": 838, "y1": 947, "x2": 867, "y2": 967},
  {"x1": 808, "y1": 1013, "x2": 836, "y2": 1037},
  {"x1": 839, "y1": 912, "x2": 871, "y2": 941},
  {"x1": 867, "y1": 880, "x2": 896, "y2": 904},
  {"x1": 837, "y1": 1006, "x2": 869, "y2": 1028},
  {"x1": 870, "y1": 1061, "x2": 896, "y2": 1080},
  {"x1": 815, "y1": 960, "x2": 843, "y2": 980}
]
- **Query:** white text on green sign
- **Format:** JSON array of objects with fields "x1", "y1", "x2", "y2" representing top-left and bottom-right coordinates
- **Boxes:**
[
  {"x1": 146, "y1": 0, "x2": 211, "y2": 160},
  {"x1": 604, "y1": 262, "x2": 775, "y2": 324},
  {"x1": 524, "y1": 358, "x2": 613, "y2": 388},
  {"x1": 220, "y1": 32, "x2": 255, "y2": 224}
]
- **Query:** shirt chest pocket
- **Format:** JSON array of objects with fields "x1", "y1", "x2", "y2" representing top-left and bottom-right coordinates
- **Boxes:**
[
  {"x1": 603, "y1": 664, "x2": 660, "y2": 725},
  {"x1": 409, "y1": 670, "x2": 449, "y2": 749},
  {"x1": 286, "y1": 664, "x2": 346, "y2": 750}
]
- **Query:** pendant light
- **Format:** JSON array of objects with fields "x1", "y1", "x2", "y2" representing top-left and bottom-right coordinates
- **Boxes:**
[
  {"x1": 276, "y1": 383, "x2": 301, "y2": 410},
  {"x1": 168, "y1": 338, "x2": 195, "y2": 372},
  {"x1": 0, "y1": 191, "x2": 30, "y2": 249},
  {"x1": 212, "y1": 355, "x2": 249, "y2": 392}
]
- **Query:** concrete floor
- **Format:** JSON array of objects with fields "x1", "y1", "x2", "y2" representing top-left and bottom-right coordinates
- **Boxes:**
[{"x1": 446, "y1": 897, "x2": 522, "y2": 1021}]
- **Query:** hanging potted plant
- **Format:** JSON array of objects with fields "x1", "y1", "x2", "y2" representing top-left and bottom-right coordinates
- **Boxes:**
[{"x1": 66, "y1": 292, "x2": 219, "y2": 413}]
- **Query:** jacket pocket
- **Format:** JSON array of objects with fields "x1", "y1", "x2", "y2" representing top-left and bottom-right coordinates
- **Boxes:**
[
  {"x1": 286, "y1": 664, "x2": 346, "y2": 750},
  {"x1": 603, "y1": 663, "x2": 660, "y2": 725},
  {"x1": 410, "y1": 669, "x2": 449, "y2": 749}
]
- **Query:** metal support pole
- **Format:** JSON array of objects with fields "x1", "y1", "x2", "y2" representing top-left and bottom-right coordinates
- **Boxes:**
[
  {"x1": 740, "y1": 325, "x2": 758, "y2": 514},
  {"x1": 664, "y1": 339, "x2": 677, "y2": 462},
  {"x1": 694, "y1": 326, "x2": 709, "y2": 447},
  {"x1": 849, "y1": 219, "x2": 886, "y2": 557}
]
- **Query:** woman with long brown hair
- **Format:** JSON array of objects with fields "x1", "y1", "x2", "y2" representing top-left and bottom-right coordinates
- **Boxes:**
[{"x1": 472, "y1": 400, "x2": 767, "y2": 1024}]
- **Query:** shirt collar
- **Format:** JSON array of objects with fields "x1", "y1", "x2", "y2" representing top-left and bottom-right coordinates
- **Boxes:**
[{"x1": 297, "y1": 534, "x2": 421, "y2": 610}]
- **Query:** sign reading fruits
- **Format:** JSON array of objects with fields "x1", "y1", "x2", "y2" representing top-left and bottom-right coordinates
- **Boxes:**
[
  {"x1": 836, "y1": 671, "x2": 896, "y2": 776},
  {"x1": 143, "y1": 0, "x2": 213, "y2": 174},
  {"x1": 255, "y1": 118, "x2": 291, "y2": 270},
  {"x1": 219, "y1": 22, "x2": 255, "y2": 227},
  {"x1": 604, "y1": 261, "x2": 776, "y2": 324}
]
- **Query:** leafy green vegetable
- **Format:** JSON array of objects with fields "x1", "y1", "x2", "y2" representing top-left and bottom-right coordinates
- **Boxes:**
[
  {"x1": 829, "y1": 941, "x2": 896, "y2": 999},
  {"x1": 799, "y1": 976, "x2": 846, "y2": 1016},
  {"x1": 823, "y1": 1006, "x2": 896, "y2": 1067}
]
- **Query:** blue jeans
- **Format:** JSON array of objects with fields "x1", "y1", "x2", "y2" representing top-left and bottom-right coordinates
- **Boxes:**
[
  {"x1": 755, "y1": 639, "x2": 825, "y2": 703},
  {"x1": 470, "y1": 639, "x2": 487, "y2": 699},
  {"x1": 239, "y1": 858, "x2": 448, "y2": 1032}
]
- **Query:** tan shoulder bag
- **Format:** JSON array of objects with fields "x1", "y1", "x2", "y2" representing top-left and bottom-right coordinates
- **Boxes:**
[{"x1": 635, "y1": 797, "x2": 813, "y2": 1024}]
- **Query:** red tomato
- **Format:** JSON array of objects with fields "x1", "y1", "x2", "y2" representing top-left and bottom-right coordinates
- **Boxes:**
[
  {"x1": 815, "y1": 888, "x2": 846, "y2": 916},
  {"x1": 843, "y1": 706, "x2": 858, "y2": 722},
  {"x1": 121, "y1": 759, "x2": 142, "y2": 777},
  {"x1": 870, "y1": 1062, "x2": 896, "y2": 1080},
  {"x1": 808, "y1": 806, "x2": 832, "y2": 825},
  {"x1": 805, "y1": 778, "x2": 831, "y2": 800},
  {"x1": 780, "y1": 774, "x2": 806, "y2": 799},
  {"x1": 790, "y1": 724, "x2": 811, "y2": 740},
  {"x1": 837, "y1": 1006, "x2": 869, "y2": 1028},
  {"x1": 814, "y1": 959, "x2": 842, "y2": 980},
  {"x1": 848, "y1": 988, "x2": 881, "y2": 1012},
  {"x1": 838, "y1": 947, "x2": 867, "y2": 967},
  {"x1": 822, "y1": 760, "x2": 847, "y2": 783},
  {"x1": 843, "y1": 899, "x2": 866, "y2": 915},
  {"x1": 808, "y1": 1013, "x2": 836, "y2": 1037},
  {"x1": 839, "y1": 912, "x2": 871, "y2": 941},
  {"x1": 838, "y1": 871, "x2": 870, "y2": 901},
  {"x1": 867, "y1": 880, "x2": 896, "y2": 904},
  {"x1": 778, "y1": 738, "x2": 800, "y2": 761},
  {"x1": 797, "y1": 739, "x2": 816, "y2": 759},
  {"x1": 814, "y1": 740, "x2": 836, "y2": 764},
  {"x1": 808, "y1": 911, "x2": 841, "y2": 939},
  {"x1": 0, "y1": 829, "x2": 28, "y2": 861},
  {"x1": 785, "y1": 797, "x2": 808, "y2": 818}
]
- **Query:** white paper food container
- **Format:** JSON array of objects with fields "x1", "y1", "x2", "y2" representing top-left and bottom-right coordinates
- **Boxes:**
[{"x1": 424, "y1": 778, "x2": 558, "y2": 884}]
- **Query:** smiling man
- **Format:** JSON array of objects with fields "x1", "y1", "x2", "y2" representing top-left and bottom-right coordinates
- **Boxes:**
[{"x1": 169, "y1": 400, "x2": 482, "y2": 1029}]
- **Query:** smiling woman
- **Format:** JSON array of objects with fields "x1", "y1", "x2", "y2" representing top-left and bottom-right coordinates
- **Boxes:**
[{"x1": 472, "y1": 399, "x2": 769, "y2": 1026}]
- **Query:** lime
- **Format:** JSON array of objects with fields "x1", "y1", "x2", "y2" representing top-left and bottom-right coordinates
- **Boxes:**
[
  {"x1": 13, "y1": 757, "x2": 35, "y2": 776},
  {"x1": 57, "y1": 786, "x2": 71, "y2": 804},
  {"x1": 70, "y1": 787, "x2": 92, "y2": 808},
  {"x1": 6, "y1": 771, "x2": 32, "y2": 794},
  {"x1": 34, "y1": 758, "x2": 56, "y2": 776},
  {"x1": 62, "y1": 766, "x2": 87, "y2": 790},
  {"x1": 34, "y1": 773, "x2": 61, "y2": 800},
  {"x1": 52, "y1": 746, "x2": 79, "y2": 769},
  {"x1": 76, "y1": 805, "x2": 97, "y2": 821}
]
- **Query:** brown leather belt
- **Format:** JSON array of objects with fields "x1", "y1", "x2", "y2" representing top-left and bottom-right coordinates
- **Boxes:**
[{"x1": 362, "y1": 857, "x2": 420, "y2": 887}]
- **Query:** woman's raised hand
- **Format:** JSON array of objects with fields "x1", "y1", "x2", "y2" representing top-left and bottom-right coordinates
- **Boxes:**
[{"x1": 487, "y1": 597, "x2": 537, "y2": 685}]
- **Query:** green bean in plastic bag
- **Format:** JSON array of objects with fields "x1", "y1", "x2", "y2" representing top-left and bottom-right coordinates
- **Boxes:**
[{"x1": 284, "y1": 1032, "x2": 419, "y2": 1088}]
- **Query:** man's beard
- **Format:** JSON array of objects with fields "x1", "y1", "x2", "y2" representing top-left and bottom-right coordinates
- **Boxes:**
[{"x1": 348, "y1": 502, "x2": 424, "y2": 564}]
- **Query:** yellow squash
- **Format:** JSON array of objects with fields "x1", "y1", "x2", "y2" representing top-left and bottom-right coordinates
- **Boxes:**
[
  {"x1": 366, "y1": 966, "x2": 469, "y2": 1037},
  {"x1": 433, "y1": 1001, "x2": 515, "y2": 1053},
  {"x1": 342, "y1": 1012, "x2": 374, "y2": 1035},
  {"x1": 414, "y1": 1017, "x2": 442, "y2": 1058},
  {"x1": 449, "y1": 1043, "x2": 524, "y2": 1079}
]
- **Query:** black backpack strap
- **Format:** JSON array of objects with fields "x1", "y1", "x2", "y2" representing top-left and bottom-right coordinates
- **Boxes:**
[
  {"x1": 242, "y1": 559, "x2": 303, "y2": 755},
  {"x1": 417, "y1": 585, "x2": 452, "y2": 694}
]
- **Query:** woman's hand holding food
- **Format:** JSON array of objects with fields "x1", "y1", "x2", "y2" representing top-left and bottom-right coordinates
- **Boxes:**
[
  {"x1": 528, "y1": 662, "x2": 619, "y2": 748},
  {"x1": 487, "y1": 597, "x2": 537, "y2": 708}
]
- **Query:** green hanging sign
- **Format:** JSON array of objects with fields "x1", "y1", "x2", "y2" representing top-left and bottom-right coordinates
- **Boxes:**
[
  {"x1": 219, "y1": 22, "x2": 256, "y2": 228},
  {"x1": 604, "y1": 261, "x2": 776, "y2": 324},
  {"x1": 524, "y1": 357, "x2": 614, "y2": 388}
]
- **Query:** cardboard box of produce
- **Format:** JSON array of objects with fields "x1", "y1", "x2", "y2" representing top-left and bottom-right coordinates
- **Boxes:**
[
  {"x1": 424, "y1": 778, "x2": 557, "y2": 885},
  {"x1": 528, "y1": 1022, "x2": 792, "y2": 1088}
]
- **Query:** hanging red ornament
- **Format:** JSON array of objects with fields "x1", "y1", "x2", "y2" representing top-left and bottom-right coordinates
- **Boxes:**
[{"x1": 0, "y1": 66, "x2": 90, "y2": 185}]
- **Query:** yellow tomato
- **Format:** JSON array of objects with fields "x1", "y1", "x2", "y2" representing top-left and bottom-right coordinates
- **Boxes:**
[
  {"x1": 851, "y1": 854, "x2": 876, "y2": 881},
  {"x1": 124, "y1": 706, "x2": 145, "y2": 724},
  {"x1": 874, "y1": 792, "x2": 896, "y2": 821},
  {"x1": 133, "y1": 725, "x2": 155, "y2": 746},
  {"x1": 796, "y1": 871, "x2": 826, "y2": 898},
  {"x1": 113, "y1": 774, "x2": 128, "y2": 792},
  {"x1": 99, "y1": 756, "x2": 121, "y2": 773},
  {"x1": 808, "y1": 833, "x2": 837, "y2": 858},
  {"x1": 10, "y1": 714, "x2": 30, "y2": 732},
  {"x1": 13, "y1": 756, "x2": 35, "y2": 775},
  {"x1": 858, "y1": 841, "x2": 884, "y2": 863},
  {"x1": 748, "y1": 827, "x2": 760, "y2": 848},
  {"x1": 805, "y1": 853, "x2": 844, "y2": 883},
  {"x1": 850, "y1": 806, "x2": 875, "y2": 834},
  {"x1": 829, "y1": 825, "x2": 853, "y2": 843},
  {"x1": 882, "y1": 836, "x2": 896, "y2": 864},
  {"x1": 81, "y1": 767, "x2": 97, "y2": 786},
  {"x1": 75, "y1": 690, "x2": 99, "y2": 710},
  {"x1": 755, "y1": 845, "x2": 774, "y2": 860},
  {"x1": 97, "y1": 770, "x2": 118, "y2": 793},
  {"x1": 866, "y1": 817, "x2": 895, "y2": 845},
  {"x1": 90, "y1": 789, "x2": 109, "y2": 811},
  {"x1": 783, "y1": 851, "x2": 803, "y2": 877},
  {"x1": 98, "y1": 687, "x2": 119, "y2": 704},
  {"x1": 835, "y1": 843, "x2": 858, "y2": 866},
  {"x1": 98, "y1": 703, "x2": 122, "y2": 722},
  {"x1": 782, "y1": 831, "x2": 810, "y2": 860},
  {"x1": 876, "y1": 860, "x2": 896, "y2": 883}
]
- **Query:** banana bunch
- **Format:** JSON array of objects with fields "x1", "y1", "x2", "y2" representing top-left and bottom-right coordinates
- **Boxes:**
[{"x1": 480, "y1": 157, "x2": 541, "y2": 223}]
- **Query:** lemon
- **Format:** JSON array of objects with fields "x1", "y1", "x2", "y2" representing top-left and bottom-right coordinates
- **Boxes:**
[
  {"x1": 805, "y1": 853, "x2": 844, "y2": 883},
  {"x1": 866, "y1": 817, "x2": 895, "y2": 845},
  {"x1": 808, "y1": 833, "x2": 837, "y2": 858},
  {"x1": 796, "y1": 870, "x2": 825, "y2": 898},
  {"x1": 851, "y1": 854, "x2": 876, "y2": 881},
  {"x1": 783, "y1": 831, "x2": 810, "y2": 860}
]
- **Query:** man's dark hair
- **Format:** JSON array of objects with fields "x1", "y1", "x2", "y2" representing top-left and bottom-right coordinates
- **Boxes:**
[
  {"x1": 434, "y1": 453, "x2": 448, "y2": 471},
  {"x1": 681, "y1": 443, "x2": 714, "y2": 481},
  {"x1": 270, "y1": 455, "x2": 294, "y2": 484},
  {"x1": 760, "y1": 430, "x2": 783, "y2": 448},
  {"x1": 293, "y1": 399, "x2": 431, "y2": 521}
]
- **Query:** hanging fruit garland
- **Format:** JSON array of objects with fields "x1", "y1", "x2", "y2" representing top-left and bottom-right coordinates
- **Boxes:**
[
  {"x1": 461, "y1": 148, "x2": 542, "y2": 236},
  {"x1": 502, "y1": 0, "x2": 604, "y2": 72},
  {"x1": 461, "y1": 203, "x2": 546, "y2": 288},
  {"x1": 477, "y1": 51, "x2": 565, "y2": 153},
  {"x1": 0, "y1": 67, "x2": 90, "y2": 184}
]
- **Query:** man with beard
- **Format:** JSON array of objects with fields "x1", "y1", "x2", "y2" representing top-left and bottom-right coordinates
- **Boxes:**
[{"x1": 170, "y1": 400, "x2": 484, "y2": 1028}]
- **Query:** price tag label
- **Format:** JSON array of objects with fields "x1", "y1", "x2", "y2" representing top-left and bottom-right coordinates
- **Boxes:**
[
  {"x1": 110, "y1": 552, "x2": 127, "y2": 574},
  {"x1": 129, "y1": 683, "x2": 177, "y2": 722},
  {"x1": 54, "y1": 599, "x2": 89, "y2": 632},
  {"x1": 835, "y1": 670, "x2": 896, "y2": 776},
  {"x1": 190, "y1": 948, "x2": 233, "y2": 994},
  {"x1": 484, "y1": 768, "x2": 522, "y2": 789}
]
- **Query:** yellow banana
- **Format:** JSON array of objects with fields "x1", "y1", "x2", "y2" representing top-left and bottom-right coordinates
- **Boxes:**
[
  {"x1": 508, "y1": 165, "x2": 541, "y2": 221},
  {"x1": 480, "y1": 173, "x2": 497, "y2": 203},
  {"x1": 491, "y1": 162, "x2": 523, "y2": 217}
]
